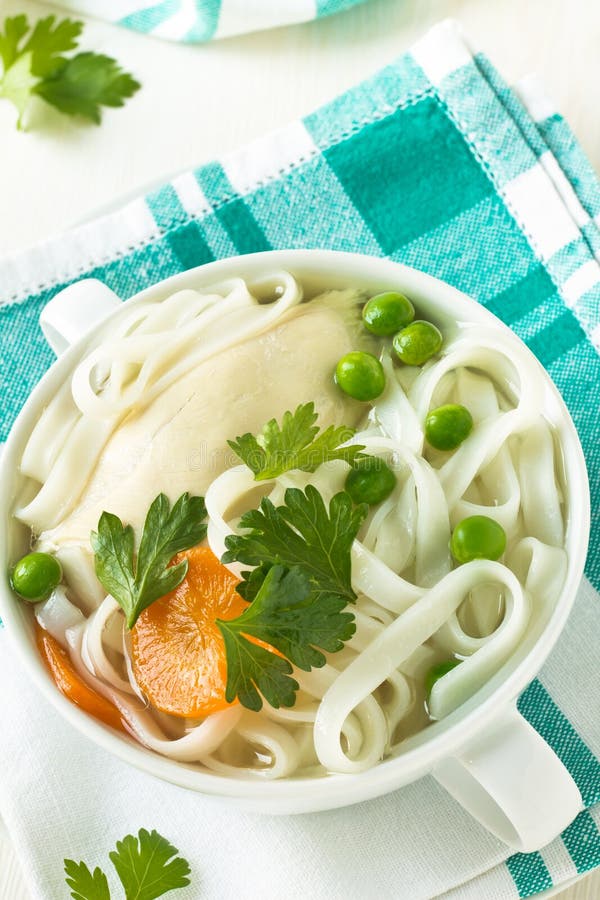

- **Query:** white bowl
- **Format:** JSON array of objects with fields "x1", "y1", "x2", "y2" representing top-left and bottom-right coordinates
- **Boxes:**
[{"x1": 0, "y1": 250, "x2": 590, "y2": 850}]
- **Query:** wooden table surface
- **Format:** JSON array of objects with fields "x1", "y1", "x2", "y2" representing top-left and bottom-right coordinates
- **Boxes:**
[{"x1": 0, "y1": 0, "x2": 598, "y2": 896}]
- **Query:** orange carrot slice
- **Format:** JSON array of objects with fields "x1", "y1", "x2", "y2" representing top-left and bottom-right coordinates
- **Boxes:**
[
  {"x1": 131, "y1": 546, "x2": 251, "y2": 718},
  {"x1": 36, "y1": 623, "x2": 126, "y2": 733}
]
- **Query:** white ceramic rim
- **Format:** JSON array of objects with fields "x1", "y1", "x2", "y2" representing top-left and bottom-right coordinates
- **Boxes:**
[{"x1": 0, "y1": 250, "x2": 591, "y2": 811}]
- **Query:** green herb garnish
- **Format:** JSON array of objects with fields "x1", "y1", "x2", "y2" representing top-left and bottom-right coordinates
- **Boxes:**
[
  {"x1": 223, "y1": 484, "x2": 366, "y2": 603},
  {"x1": 218, "y1": 564, "x2": 356, "y2": 711},
  {"x1": 64, "y1": 828, "x2": 191, "y2": 900},
  {"x1": 228, "y1": 402, "x2": 366, "y2": 481},
  {"x1": 219, "y1": 485, "x2": 367, "y2": 710},
  {"x1": 64, "y1": 860, "x2": 110, "y2": 900},
  {"x1": 0, "y1": 14, "x2": 140, "y2": 129},
  {"x1": 91, "y1": 493, "x2": 207, "y2": 629}
]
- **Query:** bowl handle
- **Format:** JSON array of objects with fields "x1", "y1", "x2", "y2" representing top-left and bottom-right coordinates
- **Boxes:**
[
  {"x1": 40, "y1": 279, "x2": 122, "y2": 356},
  {"x1": 433, "y1": 703, "x2": 582, "y2": 851}
]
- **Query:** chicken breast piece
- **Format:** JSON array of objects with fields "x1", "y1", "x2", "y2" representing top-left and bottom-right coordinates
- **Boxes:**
[{"x1": 39, "y1": 298, "x2": 365, "y2": 553}]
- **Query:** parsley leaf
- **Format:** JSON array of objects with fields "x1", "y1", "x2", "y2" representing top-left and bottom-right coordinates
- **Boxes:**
[
  {"x1": 0, "y1": 51, "x2": 37, "y2": 122},
  {"x1": 0, "y1": 14, "x2": 139, "y2": 129},
  {"x1": 219, "y1": 616, "x2": 297, "y2": 711},
  {"x1": 228, "y1": 402, "x2": 366, "y2": 480},
  {"x1": 91, "y1": 493, "x2": 207, "y2": 629},
  {"x1": 218, "y1": 565, "x2": 356, "y2": 710},
  {"x1": 22, "y1": 15, "x2": 82, "y2": 77},
  {"x1": 109, "y1": 829, "x2": 191, "y2": 900},
  {"x1": 223, "y1": 485, "x2": 367, "y2": 603},
  {"x1": 220, "y1": 486, "x2": 367, "y2": 710},
  {"x1": 64, "y1": 829, "x2": 191, "y2": 900},
  {"x1": 64, "y1": 859, "x2": 110, "y2": 900},
  {"x1": 0, "y1": 15, "x2": 28, "y2": 71},
  {"x1": 236, "y1": 561, "x2": 273, "y2": 602},
  {"x1": 35, "y1": 52, "x2": 141, "y2": 124}
]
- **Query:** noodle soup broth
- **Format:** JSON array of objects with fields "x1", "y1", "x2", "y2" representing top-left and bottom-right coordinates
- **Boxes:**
[{"x1": 3, "y1": 253, "x2": 586, "y2": 797}]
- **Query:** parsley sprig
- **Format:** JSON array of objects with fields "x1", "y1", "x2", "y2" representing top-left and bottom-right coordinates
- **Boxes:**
[
  {"x1": 64, "y1": 860, "x2": 110, "y2": 900},
  {"x1": 64, "y1": 828, "x2": 191, "y2": 900},
  {"x1": 0, "y1": 14, "x2": 140, "y2": 129},
  {"x1": 218, "y1": 564, "x2": 356, "y2": 710},
  {"x1": 91, "y1": 493, "x2": 207, "y2": 629},
  {"x1": 219, "y1": 486, "x2": 367, "y2": 710},
  {"x1": 223, "y1": 485, "x2": 366, "y2": 603},
  {"x1": 228, "y1": 402, "x2": 366, "y2": 481}
]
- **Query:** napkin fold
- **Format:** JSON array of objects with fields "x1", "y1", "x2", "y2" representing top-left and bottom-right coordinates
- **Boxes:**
[
  {"x1": 50, "y1": 0, "x2": 370, "y2": 42},
  {"x1": 1, "y1": 19, "x2": 599, "y2": 900}
]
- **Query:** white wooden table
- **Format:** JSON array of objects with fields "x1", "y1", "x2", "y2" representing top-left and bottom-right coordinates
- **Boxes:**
[{"x1": 0, "y1": 0, "x2": 598, "y2": 896}]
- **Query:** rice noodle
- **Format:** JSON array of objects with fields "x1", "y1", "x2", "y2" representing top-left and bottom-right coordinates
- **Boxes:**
[
  {"x1": 35, "y1": 586, "x2": 85, "y2": 646},
  {"x1": 353, "y1": 434, "x2": 451, "y2": 588},
  {"x1": 200, "y1": 713, "x2": 301, "y2": 780},
  {"x1": 313, "y1": 561, "x2": 522, "y2": 772},
  {"x1": 80, "y1": 596, "x2": 135, "y2": 695},
  {"x1": 518, "y1": 423, "x2": 564, "y2": 546}
]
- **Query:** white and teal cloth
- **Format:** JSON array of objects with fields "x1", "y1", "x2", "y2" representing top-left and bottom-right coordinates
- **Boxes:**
[
  {"x1": 1, "y1": 19, "x2": 599, "y2": 900},
  {"x1": 52, "y1": 0, "x2": 369, "y2": 42}
]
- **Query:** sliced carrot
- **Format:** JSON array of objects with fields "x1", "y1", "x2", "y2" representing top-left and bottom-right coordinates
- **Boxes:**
[
  {"x1": 36, "y1": 623, "x2": 126, "y2": 733},
  {"x1": 131, "y1": 546, "x2": 252, "y2": 718}
]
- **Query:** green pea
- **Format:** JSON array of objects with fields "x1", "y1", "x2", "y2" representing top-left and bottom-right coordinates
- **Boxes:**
[
  {"x1": 392, "y1": 320, "x2": 443, "y2": 366},
  {"x1": 425, "y1": 660, "x2": 460, "y2": 697},
  {"x1": 425, "y1": 404, "x2": 473, "y2": 451},
  {"x1": 362, "y1": 292, "x2": 415, "y2": 336},
  {"x1": 345, "y1": 456, "x2": 397, "y2": 506},
  {"x1": 11, "y1": 552, "x2": 62, "y2": 602},
  {"x1": 450, "y1": 516, "x2": 507, "y2": 564},
  {"x1": 335, "y1": 351, "x2": 385, "y2": 401}
]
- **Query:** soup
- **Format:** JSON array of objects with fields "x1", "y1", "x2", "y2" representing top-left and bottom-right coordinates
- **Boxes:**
[{"x1": 10, "y1": 271, "x2": 567, "y2": 779}]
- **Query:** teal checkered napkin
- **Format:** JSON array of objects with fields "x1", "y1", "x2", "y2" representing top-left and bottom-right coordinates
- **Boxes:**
[
  {"x1": 1, "y1": 19, "x2": 600, "y2": 900},
  {"x1": 50, "y1": 0, "x2": 370, "y2": 42}
]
